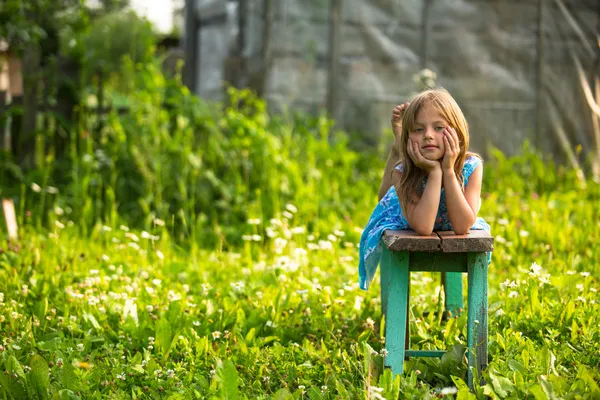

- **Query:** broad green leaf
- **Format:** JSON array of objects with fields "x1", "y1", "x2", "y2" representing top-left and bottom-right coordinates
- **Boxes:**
[
  {"x1": 83, "y1": 311, "x2": 102, "y2": 331},
  {"x1": 236, "y1": 308, "x2": 246, "y2": 330},
  {"x1": 570, "y1": 319, "x2": 578, "y2": 341},
  {"x1": 34, "y1": 298, "x2": 48, "y2": 321},
  {"x1": 245, "y1": 328, "x2": 256, "y2": 343},
  {"x1": 58, "y1": 389, "x2": 80, "y2": 400},
  {"x1": 273, "y1": 388, "x2": 293, "y2": 400},
  {"x1": 166, "y1": 300, "x2": 182, "y2": 329},
  {"x1": 57, "y1": 363, "x2": 81, "y2": 391},
  {"x1": 7, "y1": 356, "x2": 26, "y2": 380},
  {"x1": 507, "y1": 359, "x2": 526, "y2": 375},
  {"x1": 216, "y1": 359, "x2": 239, "y2": 400},
  {"x1": 577, "y1": 366, "x2": 600, "y2": 395},
  {"x1": 489, "y1": 370, "x2": 515, "y2": 398},
  {"x1": 539, "y1": 375, "x2": 559, "y2": 400},
  {"x1": 156, "y1": 318, "x2": 173, "y2": 357},
  {"x1": 28, "y1": 354, "x2": 49, "y2": 400}
]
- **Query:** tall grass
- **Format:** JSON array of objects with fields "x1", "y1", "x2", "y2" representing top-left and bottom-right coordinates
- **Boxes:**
[{"x1": 1, "y1": 58, "x2": 381, "y2": 250}]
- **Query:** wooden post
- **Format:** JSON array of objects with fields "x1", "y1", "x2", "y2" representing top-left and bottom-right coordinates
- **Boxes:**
[
  {"x1": 2, "y1": 199, "x2": 18, "y2": 241},
  {"x1": 0, "y1": 91, "x2": 6, "y2": 151},
  {"x1": 258, "y1": 0, "x2": 273, "y2": 97},
  {"x1": 420, "y1": 0, "x2": 432, "y2": 70},
  {"x1": 535, "y1": 0, "x2": 546, "y2": 149},
  {"x1": 184, "y1": 0, "x2": 199, "y2": 92},
  {"x1": 236, "y1": 0, "x2": 247, "y2": 89},
  {"x1": 20, "y1": 46, "x2": 40, "y2": 168},
  {"x1": 326, "y1": 0, "x2": 343, "y2": 120}
]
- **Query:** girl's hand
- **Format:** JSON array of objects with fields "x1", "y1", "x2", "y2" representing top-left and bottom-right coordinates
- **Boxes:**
[
  {"x1": 407, "y1": 139, "x2": 441, "y2": 174},
  {"x1": 391, "y1": 102, "x2": 409, "y2": 143},
  {"x1": 442, "y1": 127, "x2": 460, "y2": 171}
]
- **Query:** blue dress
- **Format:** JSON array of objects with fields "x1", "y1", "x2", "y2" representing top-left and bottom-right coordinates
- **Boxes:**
[{"x1": 358, "y1": 156, "x2": 490, "y2": 290}]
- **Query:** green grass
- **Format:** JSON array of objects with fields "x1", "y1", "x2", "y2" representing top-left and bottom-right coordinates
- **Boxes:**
[
  {"x1": 1, "y1": 62, "x2": 599, "y2": 398},
  {"x1": 1, "y1": 151, "x2": 600, "y2": 399}
]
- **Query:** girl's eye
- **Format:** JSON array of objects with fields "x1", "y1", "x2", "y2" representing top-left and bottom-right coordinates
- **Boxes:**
[
  {"x1": 414, "y1": 128, "x2": 424, "y2": 132},
  {"x1": 435, "y1": 126, "x2": 445, "y2": 131}
]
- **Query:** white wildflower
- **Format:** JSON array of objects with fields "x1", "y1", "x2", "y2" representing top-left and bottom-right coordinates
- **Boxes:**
[
  {"x1": 291, "y1": 226, "x2": 306, "y2": 235},
  {"x1": 125, "y1": 232, "x2": 139, "y2": 242},
  {"x1": 265, "y1": 227, "x2": 277, "y2": 238},
  {"x1": 440, "y1": 387, "x2": 458, "y2": 395},
  {"x1": 282, "y1": 211, "x2": 294, "y2": 220},
  {"x1": 530, "y1": 262, "x2": 543, "y2": 276}
]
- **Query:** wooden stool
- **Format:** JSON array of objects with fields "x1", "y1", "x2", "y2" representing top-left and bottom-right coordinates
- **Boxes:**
[{"x1": 380, "y1": 230, "x2": 493, "y2": 389}]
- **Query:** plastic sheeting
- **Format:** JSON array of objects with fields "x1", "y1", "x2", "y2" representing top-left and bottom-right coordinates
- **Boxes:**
[{"x1": 191, "y1": 0, "x2": 599, "y2": 169}]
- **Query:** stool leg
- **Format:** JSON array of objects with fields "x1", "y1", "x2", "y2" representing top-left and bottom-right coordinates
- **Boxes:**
[
  {"x1": 467, "y1": 253, "x2": 488, "y2": 390},
  {"x1": 380, "y1": 247, "x2": 391, "y2": 318},
  {"x1": 443, "y1": 272, "x2": 464, "y2": 317},
  {"x1": 382, "y1": 249, "x2": 410, "y2": 376}
]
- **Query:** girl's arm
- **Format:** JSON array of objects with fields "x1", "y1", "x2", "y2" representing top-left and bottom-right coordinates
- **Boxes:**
[
  {"x1": 378, "y1": 143, "x2": 400, "y2": 200},
  {"x1": 443, "y1": 163, "x2": 482, "y2": 235},
  {"x1": 403, "y1": 167, "x2": 443, "y2": 236},
  {"x1": 379, "y1": 103, "x2": 409, "y2": 200}
]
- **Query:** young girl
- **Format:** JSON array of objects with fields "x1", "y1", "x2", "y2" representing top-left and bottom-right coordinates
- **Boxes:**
[{"x1": 358, "y1": 88, "x2": 490, "y2": 290}]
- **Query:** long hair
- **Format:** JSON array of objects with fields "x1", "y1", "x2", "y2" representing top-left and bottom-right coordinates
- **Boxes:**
[{"x1": 394, "y1": 88, "x2": 480, "y2": 213}]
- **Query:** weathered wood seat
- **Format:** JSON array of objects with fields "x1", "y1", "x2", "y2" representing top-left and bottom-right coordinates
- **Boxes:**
[{"x1": 380, "y1": 229, "x2": 493, "y2": 389}]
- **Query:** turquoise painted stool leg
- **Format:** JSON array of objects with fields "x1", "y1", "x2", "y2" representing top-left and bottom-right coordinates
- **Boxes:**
[
  {"x1": 467, "y1": 253, "x2": 489, "y2": 390},
  {"x1": 380, "y1": 247, "x2": 390, "y2": 318},
  {"x1": 443, "y1": 272, "x2": 464, "y2": 317},
  {"x1": 381, "y1": 247, "x2": 410, "y2": 375}
]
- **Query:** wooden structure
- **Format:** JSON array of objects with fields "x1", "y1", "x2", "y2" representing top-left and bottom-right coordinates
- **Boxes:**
[
  {"x1": 380, "y1": 229, "x2": 494, "y2": 389},
  {"x1": 1, "y1": 199, "x2": 18, "y2": 241},
  {"x1": 0, "y1": 39, "x2": 23, "y2": 151}
]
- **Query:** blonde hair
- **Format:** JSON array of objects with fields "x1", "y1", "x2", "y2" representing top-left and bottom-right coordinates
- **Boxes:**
[{"x1": 394, "y1": 88, "x2": 480, "y2": 212}]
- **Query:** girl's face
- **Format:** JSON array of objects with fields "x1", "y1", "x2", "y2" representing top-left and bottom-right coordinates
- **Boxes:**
[{"x1": 407, "y1": 105, "x2": 448, "y2": 161}]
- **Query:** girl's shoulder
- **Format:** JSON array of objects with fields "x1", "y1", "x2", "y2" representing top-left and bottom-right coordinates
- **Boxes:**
[
  {"x1": 464, "y1": 154, "x2": 483, "y2": 169},
  {"x1": 463, "y1": 154, "x2": 483, "y2": 181}
]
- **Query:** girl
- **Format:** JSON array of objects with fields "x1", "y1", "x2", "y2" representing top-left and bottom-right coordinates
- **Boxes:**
[{"x1": 358, "y1": 88, "x2": 490, "y2": 290}]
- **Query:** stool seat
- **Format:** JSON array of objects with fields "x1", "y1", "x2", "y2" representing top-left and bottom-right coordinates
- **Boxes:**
[{"x1": 380, "y1": 229, "x2": 493, "y2": 390}]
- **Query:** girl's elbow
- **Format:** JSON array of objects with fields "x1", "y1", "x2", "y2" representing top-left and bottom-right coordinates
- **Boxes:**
[
  {"x1": 453, "y1": 222, "x2": 474, "y2": 235},
  {"x1": 413, "y1": 226, "x2": 433, "y2": 236},
  {"x1": 452, "y1": 228, "x2": 470, "y2": 235}
]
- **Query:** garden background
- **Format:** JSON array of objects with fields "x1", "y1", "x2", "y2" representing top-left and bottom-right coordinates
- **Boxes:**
[{"x1": 0, "y1": 0, "x2": 599, "y2": 399}]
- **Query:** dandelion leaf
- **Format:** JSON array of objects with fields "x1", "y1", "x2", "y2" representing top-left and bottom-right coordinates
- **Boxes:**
[
  {"x1": 216, "y1": 359, "x2": 239, "y2": 400},
  {"x1": 28, "y1": 354, "x2": 49, "y2": 400},
  {"x1": 156, "y1": 318, "x2": 173, "y2": 358}
]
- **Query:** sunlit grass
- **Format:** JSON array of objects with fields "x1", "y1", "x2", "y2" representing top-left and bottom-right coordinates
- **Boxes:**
[{"x1": 1, "y1": 164, "x2": 600, "y2": 398}]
